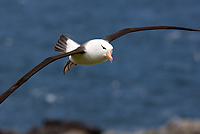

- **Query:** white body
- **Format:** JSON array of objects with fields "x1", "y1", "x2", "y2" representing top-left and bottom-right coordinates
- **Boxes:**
[{"x1": 68, "y1": 39, "x2": 113, "y2": 65}]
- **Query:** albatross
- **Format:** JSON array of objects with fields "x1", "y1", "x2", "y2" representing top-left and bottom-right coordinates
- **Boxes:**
[
  {"x1": 1, "y1": 25, "x2": 200, "y2": 104},
  {"x1": 54, "y1": 26, "x2": 200, "y2": 74}
]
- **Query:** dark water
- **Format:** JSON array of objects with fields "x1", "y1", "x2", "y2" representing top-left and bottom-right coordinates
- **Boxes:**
[{"x1": 1, "y1": 0, "x2": 200, "y2": 132}]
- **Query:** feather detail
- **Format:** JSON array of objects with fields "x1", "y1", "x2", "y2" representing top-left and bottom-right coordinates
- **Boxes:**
[{"x1": 54, "y1": 35, "x2": 80, "y2": 54}]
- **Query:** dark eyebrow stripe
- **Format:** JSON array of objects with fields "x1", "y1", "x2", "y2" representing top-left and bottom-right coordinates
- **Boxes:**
[{"x1": 101, "y1": 45, "x2": 106, "y2": 49}]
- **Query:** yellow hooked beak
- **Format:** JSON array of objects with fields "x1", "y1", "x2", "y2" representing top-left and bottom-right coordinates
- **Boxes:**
[{"x1": 106, "y1": 49, "x2": 113, "y2": 63}]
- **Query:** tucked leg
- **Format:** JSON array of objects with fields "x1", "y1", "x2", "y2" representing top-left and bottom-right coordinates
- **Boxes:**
[{"x1": 63, "y1": 60, "x2": 77, "y2": 75}]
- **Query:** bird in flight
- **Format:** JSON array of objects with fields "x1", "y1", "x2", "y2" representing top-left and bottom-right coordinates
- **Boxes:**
[
  {"x1": 54, "y1": 26, "x2": 200, "y2": 74},
  {"x1": 1, "y1": 25, "x2": 200, "y2": 104}
]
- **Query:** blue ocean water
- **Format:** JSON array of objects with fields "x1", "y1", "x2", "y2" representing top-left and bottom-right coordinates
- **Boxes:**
[{"x1": 0, "y1": 0, "x2": 200, "y2": 132}]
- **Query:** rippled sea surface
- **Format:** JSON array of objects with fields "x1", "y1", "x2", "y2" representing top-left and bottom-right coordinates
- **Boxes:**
[{"x1": 1, "y1": 0, "x2": 200, "y2": 132}]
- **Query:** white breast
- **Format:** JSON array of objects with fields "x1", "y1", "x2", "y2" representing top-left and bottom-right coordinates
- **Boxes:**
[{"x1": 69, "y1": 39, "x2": 113, "y2": 65}]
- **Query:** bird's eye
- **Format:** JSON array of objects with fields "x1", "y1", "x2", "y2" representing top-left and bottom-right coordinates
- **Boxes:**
[{"x1": 101, "y1": 45, "x2": 106, "y2": 50}]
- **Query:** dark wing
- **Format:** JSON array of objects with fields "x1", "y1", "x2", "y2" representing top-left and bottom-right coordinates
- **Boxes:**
[
  {"x1": 0, "y1": 46, "x2": 86, "y2": 104},
  {"x1": 103, "y1": 26, "x2": 200, "y2": 43}
]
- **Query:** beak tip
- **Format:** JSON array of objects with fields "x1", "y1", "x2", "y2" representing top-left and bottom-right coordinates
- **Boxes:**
[{"x1": 106, "y1": 49, "x2": 113, "y2": 63}]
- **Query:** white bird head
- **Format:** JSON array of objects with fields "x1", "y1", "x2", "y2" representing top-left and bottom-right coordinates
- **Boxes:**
[{"x1": 83, "y1": 39, "x2": 113, "y2": 64}]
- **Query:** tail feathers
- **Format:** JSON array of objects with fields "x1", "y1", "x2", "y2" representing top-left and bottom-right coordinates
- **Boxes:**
[{"x1": 54, "y1": 35, "x2": 80, "y2": 54}]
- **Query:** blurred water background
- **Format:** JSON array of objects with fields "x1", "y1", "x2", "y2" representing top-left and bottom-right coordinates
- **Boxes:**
[{"x1": 0, "y1": 0, "x2": 200, "y2": 132}]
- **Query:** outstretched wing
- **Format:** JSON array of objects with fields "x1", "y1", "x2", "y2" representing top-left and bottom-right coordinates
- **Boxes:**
[
  {"x1": 103, "y1": 26, "x2": 200, "y2": 43},
  {"x1": 54, "y1": 35, "x2": 81, "y2": 54},
  {"x1": 0, "y1": 46, "x2": 86, "y2": 104}
]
